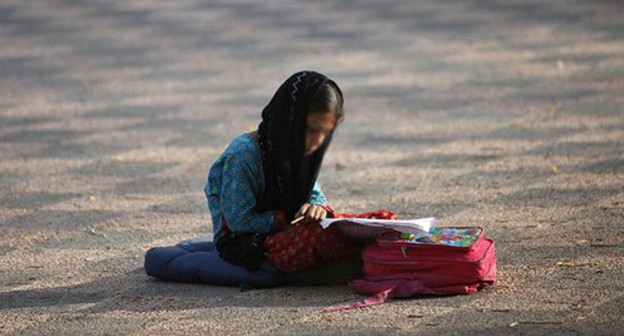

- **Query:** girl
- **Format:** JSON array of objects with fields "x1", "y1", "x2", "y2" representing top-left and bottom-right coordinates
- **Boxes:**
[{"x1": 205, "y1": 71, "x2": 359, "y2": 272}]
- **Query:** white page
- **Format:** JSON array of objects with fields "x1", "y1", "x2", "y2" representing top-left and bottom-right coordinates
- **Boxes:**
[{"x1": 320, "y1": 217, "x2": 435, "y2": 234}]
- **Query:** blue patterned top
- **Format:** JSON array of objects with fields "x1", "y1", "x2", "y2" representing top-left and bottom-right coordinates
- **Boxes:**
[{"x1": 205, "y1": 133, "x2": 328, "y2": 243}]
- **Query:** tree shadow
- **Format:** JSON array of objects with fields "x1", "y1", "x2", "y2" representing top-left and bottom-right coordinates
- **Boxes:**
[{"x1": 0, "y1": 266, "x2": 360, "y2": 313}]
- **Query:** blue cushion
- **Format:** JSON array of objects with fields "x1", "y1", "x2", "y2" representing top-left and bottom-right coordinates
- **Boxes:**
[{"x1": 144, "y1": 237, "x2": 286, "y2": 289}]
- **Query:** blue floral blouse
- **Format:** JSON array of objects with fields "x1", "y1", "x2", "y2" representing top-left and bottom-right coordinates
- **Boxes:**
[{"x1": 205, "y1": 133, "x2": 328, "y2": 243}]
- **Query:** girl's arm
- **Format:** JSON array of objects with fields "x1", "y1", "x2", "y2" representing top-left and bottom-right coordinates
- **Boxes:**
[
  {"x1": 309, "y1": 181, "x2": 328, "y2": 206},
  {"x1": 307, "y1": 181, "x2": 335, "y2": 218},
  {"x1": 220, "y1": 153, "x2": 285, "y2": 235}
]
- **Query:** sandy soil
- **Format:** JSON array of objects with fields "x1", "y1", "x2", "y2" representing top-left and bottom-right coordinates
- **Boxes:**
[{"x1": 1, "y1": 0, "x2": 623, "y2": 335}]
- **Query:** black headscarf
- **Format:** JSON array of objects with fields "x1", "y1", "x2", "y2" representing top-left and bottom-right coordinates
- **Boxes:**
[{"x1": 257, "y1": 71, "x2": 340, "y2": 221}]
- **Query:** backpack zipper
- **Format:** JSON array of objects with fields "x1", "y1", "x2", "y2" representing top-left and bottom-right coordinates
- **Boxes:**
[{"x1": 366, "y1": 239, "x2": 494, "y2": 265}]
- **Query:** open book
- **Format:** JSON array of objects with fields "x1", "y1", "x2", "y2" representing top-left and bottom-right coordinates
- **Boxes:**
[{"x1": 320, "y1": 217, "x2": 435, "y2": 234}]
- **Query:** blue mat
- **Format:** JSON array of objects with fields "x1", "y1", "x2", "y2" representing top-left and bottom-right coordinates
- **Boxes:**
[{"x1": 144, "y1": 236, "x2": 286, "y2": 289}]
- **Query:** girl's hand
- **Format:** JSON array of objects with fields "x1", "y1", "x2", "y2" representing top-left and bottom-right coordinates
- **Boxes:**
[{"x1": 294, "y1": 203, "x2": 327, "y2": 224}]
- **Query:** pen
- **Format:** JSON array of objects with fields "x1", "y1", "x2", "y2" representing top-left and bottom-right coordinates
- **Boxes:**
[{"x1": 290, "y1": 216, "x2": 305, "y2": 225}]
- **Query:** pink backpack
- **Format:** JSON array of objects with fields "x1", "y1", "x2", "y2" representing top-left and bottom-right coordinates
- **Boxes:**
[{"x1": 327, "y1": 227, "x2": 497, "y2": 311}]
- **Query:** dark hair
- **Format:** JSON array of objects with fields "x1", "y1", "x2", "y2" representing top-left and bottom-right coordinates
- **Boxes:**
[{"x1": 308, "y1": 79, "x2": 344, "y2": 123}]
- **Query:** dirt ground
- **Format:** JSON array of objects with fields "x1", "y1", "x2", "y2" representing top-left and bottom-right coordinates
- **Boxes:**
[{"x1": 1, "y1": 0, "x2": 623, "y2": 335}]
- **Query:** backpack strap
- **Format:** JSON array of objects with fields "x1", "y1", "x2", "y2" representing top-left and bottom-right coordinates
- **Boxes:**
[
  {"x1": 324, "y1": 287, "x2": 395, "y2": 311},
  {"x1": 324, "y1": 276, "x2": 435, "y2": 311}
]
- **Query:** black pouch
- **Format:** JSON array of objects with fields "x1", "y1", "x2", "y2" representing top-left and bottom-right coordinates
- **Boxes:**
[{"x1": 216, "y1": 232, "x2": 266, "y2": 271}]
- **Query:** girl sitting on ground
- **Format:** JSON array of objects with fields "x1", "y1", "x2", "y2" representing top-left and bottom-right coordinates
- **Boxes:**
[{"x1": 205, "y1": 70, "x2": 359, "y2": 273}]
